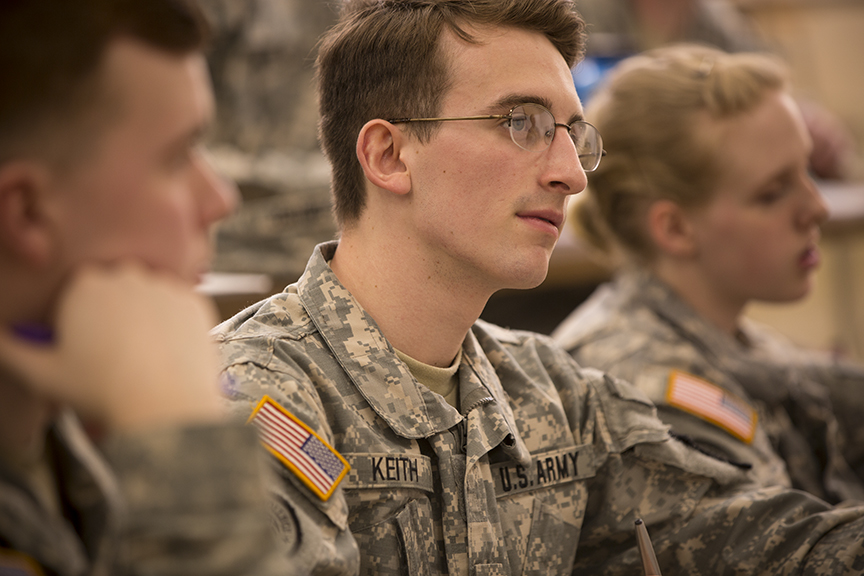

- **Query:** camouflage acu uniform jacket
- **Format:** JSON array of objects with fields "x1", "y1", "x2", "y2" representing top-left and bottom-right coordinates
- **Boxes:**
[
  {"x1": 553, "y1": 268, "x2": 864, "y2": 504},
  {"x1": 216, "y1": 242, "x2": 864, "y2": 576},
  {"x1": 0, "y1": 410, "x2": 289, "y2": 575}
]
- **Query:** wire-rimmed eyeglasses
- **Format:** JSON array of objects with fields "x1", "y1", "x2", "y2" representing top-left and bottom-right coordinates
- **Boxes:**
[{"x1": 388, "y1": 102, "x2": 605, "y2": 172}]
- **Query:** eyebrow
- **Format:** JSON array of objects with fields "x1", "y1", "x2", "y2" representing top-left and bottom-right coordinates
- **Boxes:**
[
  {"x1": 487, "y1": 94, "x2": 585, "y2": 124},
  {"x1": 761, "y1": 165, "x2": 797, "y2": 188},
  {"x1": 166, "y1": 122, "x2": 209, "y2": 156}
]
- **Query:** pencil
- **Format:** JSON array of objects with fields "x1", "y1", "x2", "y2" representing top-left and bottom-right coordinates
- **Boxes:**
[{"x1": 635, "y1": 518, "x2": 662, "y2": 576}]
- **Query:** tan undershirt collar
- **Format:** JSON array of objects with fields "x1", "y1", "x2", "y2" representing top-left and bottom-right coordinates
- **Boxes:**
[{"x1": 395, "y1": 347, "x2": 462, "y2": 411}]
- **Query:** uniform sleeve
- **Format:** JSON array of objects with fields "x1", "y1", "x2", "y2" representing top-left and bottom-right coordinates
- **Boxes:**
[
  {"x1": 571, "y1": 368, "x2": 864, "y2": 576},
  {"x1": 808, "y1": 359, "x2": 864, "y2": 481},
  {"x1": 578, "y1": 459, "x2": 864, "y2": 575},
  {"x1": 102, "y1": 423, "x2": 296, "y2": 575},
  {"x1": 220, "y1": 360, "x2": 361, "y2": 576}
]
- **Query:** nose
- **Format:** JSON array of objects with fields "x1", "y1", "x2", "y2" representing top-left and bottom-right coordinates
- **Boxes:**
[
  {"x1": 797, "y1": 173, "x2": 829, "y2": 229},
  {"x1": 192, "y1": 150, "x2": 240, "y2": 227},
  {"x1": 545, "y1": 124, "x2": 588, "y2": 196}
]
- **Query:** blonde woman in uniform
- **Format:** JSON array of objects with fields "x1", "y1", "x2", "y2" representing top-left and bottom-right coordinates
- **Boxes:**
[{"x1": 553, "y1": 43, "x2": 864, "y2": 504}]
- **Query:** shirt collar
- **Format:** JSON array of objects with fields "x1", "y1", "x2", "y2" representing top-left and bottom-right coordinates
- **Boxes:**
[
  {"x1": 296, "y1": 242, "x2": 525, "y2": 459},
  {"x1": 297, "y1": 242, "x2": 461, "y2": 438}
]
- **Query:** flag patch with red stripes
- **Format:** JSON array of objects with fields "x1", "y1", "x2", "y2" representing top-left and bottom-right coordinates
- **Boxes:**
[
  {"x1": 665, "y1": 371, "x2": 758, "y2": 444},
  {"x1": 248, "y1": 395, "x2": 349, "y2": 501}
]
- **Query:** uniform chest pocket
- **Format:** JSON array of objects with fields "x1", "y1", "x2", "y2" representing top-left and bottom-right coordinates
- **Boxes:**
[
  {"x1": 395, "y1": 499, "x2": 441, "y2": 576},
  {"x1": 347, "y1": 495, "x2": 443, "y2": 576},
  {"x1": 342, "y1": 453, "x2": 443, "y2": 576},
  {"x1": 494, "y1": 445, "x2": 594, "y2": 576},
  {"x1": 496, "y1": 490, "x2": 584, "y2": 576},
  {"x1": 521, "y1": 499, "x2": 580, "y2": 576}
]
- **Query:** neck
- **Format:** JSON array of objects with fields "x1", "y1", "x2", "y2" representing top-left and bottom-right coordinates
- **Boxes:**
[
  {"x1": 652, "y1": 259, "x2": 744, "y2": 336},
  {"x1": 0, "y1": 264, "x2": 59, "y2": 466},
  {"x1": 0, "y1": 261, "x2": 60, "y2": 327},
  {"x1": 331, "y1": 224, "x2": 492, "y2": 368},
  {"x1": 0, "y1": 367, "x2": 54, "y2": 469}
]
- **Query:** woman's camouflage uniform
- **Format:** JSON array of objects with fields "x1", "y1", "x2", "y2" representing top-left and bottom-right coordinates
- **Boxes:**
[{"x1": 553, "y1": 267, "x2": 864, "y2": 504}]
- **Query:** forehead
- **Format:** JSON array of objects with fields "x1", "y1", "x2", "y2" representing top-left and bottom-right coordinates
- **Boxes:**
[
  {"x1": 97, "y1": 38, "x2": 213, "y2": 146},
  {"x1": 439, "y1": 25, "x2": 583, "y2": 119},
  {"x1": 710, "y1": 90, "x2": 810, "y2": 192}
]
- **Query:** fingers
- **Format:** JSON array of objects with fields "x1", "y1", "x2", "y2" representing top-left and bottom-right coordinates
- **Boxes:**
[
  {"x1": 58, "y1": 264, "x2": 225, "y2": 429},
  {"x1": 2, "y1": 263, "x2": 226, "y2": 431}
]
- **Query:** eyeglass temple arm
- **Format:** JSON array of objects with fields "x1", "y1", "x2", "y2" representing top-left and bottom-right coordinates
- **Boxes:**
[{"x1": 387, "y1": 114, "x2": 507, "y2": 124}]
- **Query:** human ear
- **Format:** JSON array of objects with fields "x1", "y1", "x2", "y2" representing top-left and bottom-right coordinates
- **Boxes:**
[
  {"x1": 647, "y1": 199, "x2": 698, "y2": 258},
  {"x1": 356, "y1": 119, "x2": 411, "y2": 196},
  {"x1": 0, "y1": 161, "x2": 54, "y2": 267}
]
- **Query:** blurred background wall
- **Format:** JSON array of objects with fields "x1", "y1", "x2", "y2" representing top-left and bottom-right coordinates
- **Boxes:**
[{"x1": 200, "y1": 0, "x2": 338, "y2": 286}]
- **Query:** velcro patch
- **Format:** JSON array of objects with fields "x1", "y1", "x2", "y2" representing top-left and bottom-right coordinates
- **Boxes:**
[
  {"x1": 342, "y1": 453, "x2": 435, "y2": 492},
  {"x1": 248, "y1": 396, "x2": 349, "y2": 501},
  {"x1": 491, "y1": 444, "x2": 597, "y2": 497},
  {"x1": 0, "y1": 549, "x2": 45, "y2": 576},
  {"x1": 666, "y1": 371, "x2": 758, "y2": 444}
]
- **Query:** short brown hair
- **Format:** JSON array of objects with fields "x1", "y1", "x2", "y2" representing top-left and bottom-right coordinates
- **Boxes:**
[
  {"x1": 0, "y1": 0, "x2": 210, "y2": 164},
  {"x1": 316, "y1": 0, "x2": 586, "y2": 228},
  {"x1": 575, "y1": 44, "x2": 788, "y2": 260}
]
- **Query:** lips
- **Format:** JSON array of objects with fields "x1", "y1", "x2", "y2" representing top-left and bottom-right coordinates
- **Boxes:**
[
  {"x1": 799, "y1": 245, "x2": 820, "y2": 269},
  {"x1": 517, "y1": 209, "x2": 564, "y2": 231}
]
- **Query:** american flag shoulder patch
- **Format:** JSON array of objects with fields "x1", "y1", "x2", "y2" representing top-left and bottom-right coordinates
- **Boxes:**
[
  {"x1": 665, "y1": 370, "x2": 758, "y2": 444},
  {"x1": 248, "y1": 395, "x2": 350, "y2": 501}
]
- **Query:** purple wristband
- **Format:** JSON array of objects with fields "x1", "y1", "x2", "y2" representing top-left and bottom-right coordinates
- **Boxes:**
[{"x1": 11, "y1": 323, "x2": 55, "y2": 344}]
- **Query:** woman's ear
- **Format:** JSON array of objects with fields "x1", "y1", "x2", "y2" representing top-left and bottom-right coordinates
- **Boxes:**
[
  {"x1": 647, "y1": 199, "x2": 698, "y2": 258},
  {"x1": 356, "y1": 119, "x2": 411, "y2": 196},
  {"x1": 0, "y1": 161, "x2": 54, "y2": 267}
]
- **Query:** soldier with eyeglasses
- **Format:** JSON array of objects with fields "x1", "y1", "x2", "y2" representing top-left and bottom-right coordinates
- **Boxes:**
[{"x1": 216, "y1": 1, "x2": 864, "y2": 574}]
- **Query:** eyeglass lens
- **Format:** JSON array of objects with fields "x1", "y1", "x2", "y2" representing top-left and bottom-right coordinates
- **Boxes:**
[{"x1": 508, "y1": 104, "x2": 603, "y2": 172}]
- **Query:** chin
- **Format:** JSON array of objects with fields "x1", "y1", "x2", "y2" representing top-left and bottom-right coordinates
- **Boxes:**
[
  {"x1": 760, "y1": 284, "x2": 811, "y2": 304},
  {"x1": 502, "y1": 265, "x2": 549, "y2": 291},
  {"x1": 790, "y1": 276, "x2": 816, "y2": 301},
  {"x1": 486, "y1": 248, "x2": 552, "y2": 291}
]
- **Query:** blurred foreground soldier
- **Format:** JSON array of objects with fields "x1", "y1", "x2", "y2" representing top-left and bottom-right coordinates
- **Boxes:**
[
  {"x1": 217, "y1": 1, "x2": 864, "y2": 575},
  {"x1": 553, "y1": 44, "x2": 864, "y2": 503},
  {"x1": 0, "y1": 0, "x2": 292, "y2": 572}
]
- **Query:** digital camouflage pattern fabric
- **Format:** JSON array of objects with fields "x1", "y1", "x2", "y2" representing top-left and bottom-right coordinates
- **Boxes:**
[
  {"x1": 553, "y1": 267, "x2": 864, "y2": 504},
  {"x1": 216, "y1": 242, "x2": 864, "y2": 575},
  {"x1": 0, "y1": 410, "x2": 291, "y2": 575}
]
